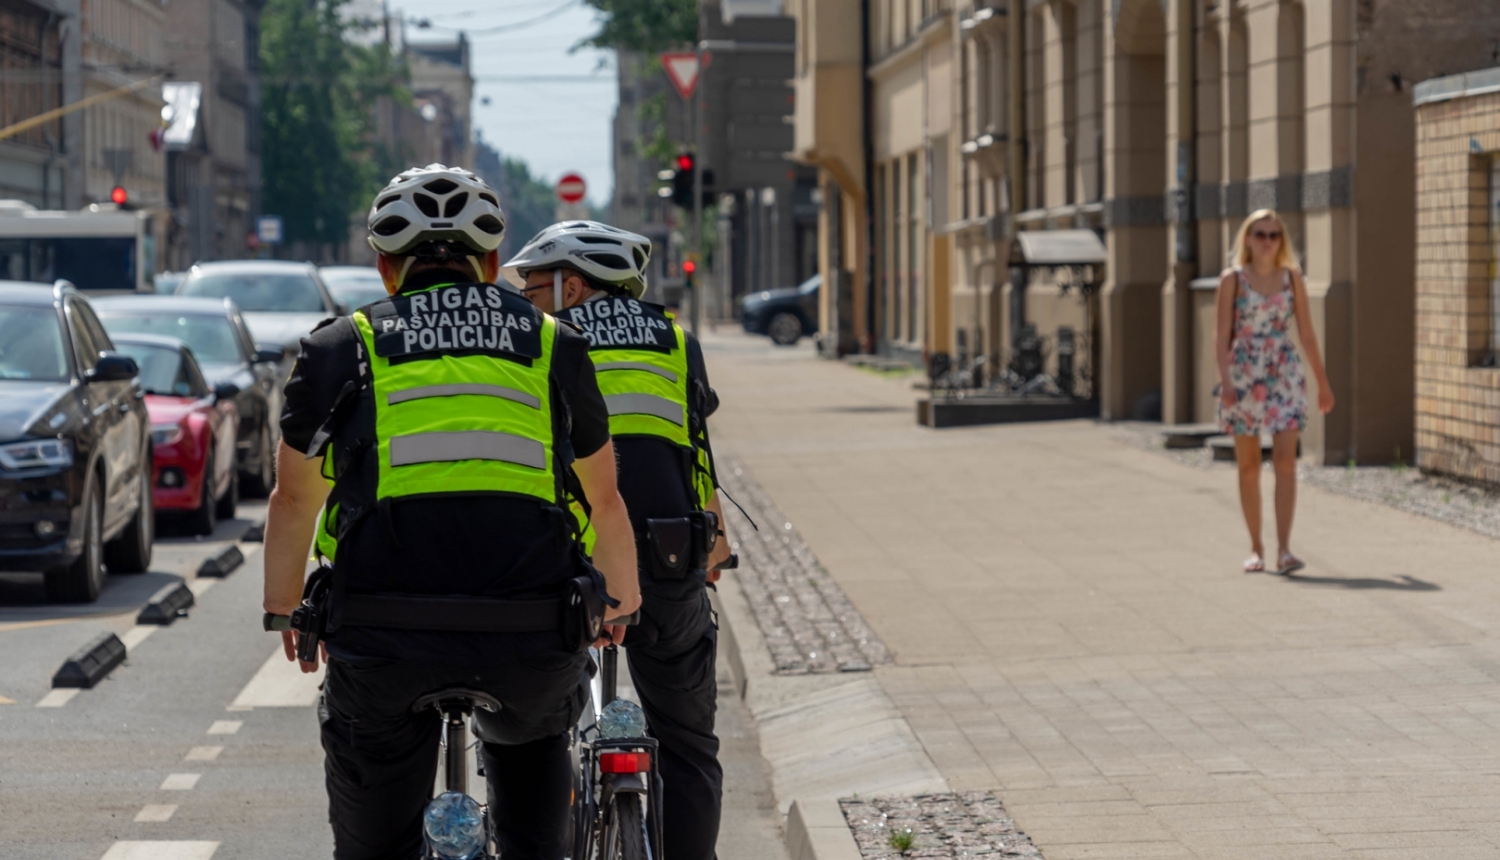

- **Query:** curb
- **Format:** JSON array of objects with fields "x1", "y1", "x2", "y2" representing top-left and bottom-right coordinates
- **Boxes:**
[
  {"x1": 197, "y1": 544, "x2": 244, "y2": 578},
  {"x1": 786, "y1": 799, "x2": 862, "y2": 860},
  {"x1": 136, "y1": 580, "x2": 195, "y2": 625},
  {"x1": 52, "y1": 631, "x2": 127, "y2": 688}
]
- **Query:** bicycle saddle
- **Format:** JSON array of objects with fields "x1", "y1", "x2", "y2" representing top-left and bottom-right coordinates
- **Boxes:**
[{"x1": 411, "y1": 687, "x2": 503, "y2": 714}]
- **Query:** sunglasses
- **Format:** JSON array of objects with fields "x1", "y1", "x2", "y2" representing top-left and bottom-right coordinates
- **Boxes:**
[{"x1": 1252, "y1": 230, "x2": 1282, "y2": 241}]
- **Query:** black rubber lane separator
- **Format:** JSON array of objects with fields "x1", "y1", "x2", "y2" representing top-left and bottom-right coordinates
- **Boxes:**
[
  {"x1": 241, "y1": 521, "x2": 266, "y2": 542},
  {"x1": 52, "y1": 632, "x2": 127, "y2": 688},
  {"x1": 136, "y1": 580, "x2": 195, "y2": 625},
  {"x1": 197, "y1": 545, "x2": 244, "y2": 578}
]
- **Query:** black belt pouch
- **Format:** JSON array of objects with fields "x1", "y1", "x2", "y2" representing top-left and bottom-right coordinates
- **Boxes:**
[
  {"x1": 562, "y1": 574, "x2": 606, "y2": 652},
  {"x1": 644, "y1": 517, "x2": 696, "y2": 581}
]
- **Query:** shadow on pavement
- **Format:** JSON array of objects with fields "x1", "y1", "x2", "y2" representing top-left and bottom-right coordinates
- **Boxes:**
[
  {"x1": 0, "y1": 570, "x2": 186, "y2": 620},
  {"x1": 1280, "y1": 572, "x2": 1441, "y2": 591}
]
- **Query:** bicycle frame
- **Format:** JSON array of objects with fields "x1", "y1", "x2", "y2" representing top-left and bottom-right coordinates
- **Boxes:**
[{"x1": 570, "y1": 644, "x2": 665, "y2": 860}]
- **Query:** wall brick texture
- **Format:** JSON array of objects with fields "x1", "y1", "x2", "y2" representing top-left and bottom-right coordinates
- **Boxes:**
[{"x1": 1415, "y1": 91, "x2": 1500, "y2": 484}]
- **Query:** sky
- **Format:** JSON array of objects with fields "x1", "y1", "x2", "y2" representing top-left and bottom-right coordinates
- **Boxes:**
[{"x1": 397, "y1": 0, "x2": 619, "y2": 208}]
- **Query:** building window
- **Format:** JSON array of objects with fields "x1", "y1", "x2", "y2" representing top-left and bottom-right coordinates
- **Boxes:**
[
  {"x1": 1478, "y1": 154, "x2": 1500, "y2": 367},
  {"x1": 907, "y1": 152, "x2": 921, "y2": 342}
]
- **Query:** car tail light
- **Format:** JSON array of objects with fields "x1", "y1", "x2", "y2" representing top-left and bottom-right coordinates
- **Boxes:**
[{"x1": 598, "y1": 751, "x2": 651, "y2": 774}]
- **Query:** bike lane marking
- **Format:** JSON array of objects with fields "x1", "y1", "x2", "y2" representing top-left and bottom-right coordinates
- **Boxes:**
[
  {"x1": 206, "y1": 720, "x2": 241, "y2": 735},
  {"x1": 159, "y1": 773, "x2": 200, "y2": 791},
  {"x1": 99, "y1": 841, "x2": 218, "y2": 859},
  {"x1": 133, "y1": 804, "x2": 177, "y2": 823},
  {"x1": 35, "y1": 688, "x2": 78, "y2": 707},
  {"x1": 119, "y1": 625, "x2": 156, "y2": 649},
  {"x1": 185, "y1": 745, "x2": 222, "y2": 761},
  {"x1": 230, "y1": 646, "x2": 324, "y2": 708}
]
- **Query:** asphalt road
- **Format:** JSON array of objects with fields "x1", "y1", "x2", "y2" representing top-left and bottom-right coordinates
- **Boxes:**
[{"x1": 0, "y1": 500, "x2": 787, "y2": 860}]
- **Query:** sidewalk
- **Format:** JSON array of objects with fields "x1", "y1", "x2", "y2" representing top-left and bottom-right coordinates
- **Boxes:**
[{"x1": 702, "y1": 331, "x2": 1500, "y2": 860}]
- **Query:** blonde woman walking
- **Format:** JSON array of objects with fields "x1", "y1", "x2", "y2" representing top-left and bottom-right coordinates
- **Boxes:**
[{"x1": 1215, "y1": 210, "x2": 1334, "y2": 574}]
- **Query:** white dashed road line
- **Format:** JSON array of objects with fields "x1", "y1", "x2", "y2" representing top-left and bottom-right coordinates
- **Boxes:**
[
  {"x1": 119, "y1": 626, "x2": 157, "y2": 650},
  {"x1": 184, "y1": 745, "x2": 223, "y2": 761},
  {"x1": 231, "y1": 647, "x2": 324, "y2": 708},
  {"x1": 35, "y1": 688, "x2": 78, "y2": 708},
  {"x1": 100, "y1": 841, "x2": 218, "y2": 860},
  {"x1": 133, "y1": 804, "x2": 178, "y2": 823},
  {"x1": 205, "y1": 720, "x2": 241, "y2": 735},
  {"x1": 159, "y1": 773, "x2": 201, "y2": 791},
  {"x1": 186, "y1": 578, "x2": 217, "y2": 598}
]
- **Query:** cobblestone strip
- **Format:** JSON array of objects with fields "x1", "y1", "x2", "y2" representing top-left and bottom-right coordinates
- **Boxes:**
[
  {"x1": 841, "y1": 792, "x2": 1045, "y2": 859},
  {"x1": 716, "y1": 455, "x2": 891, "y2": 674}
]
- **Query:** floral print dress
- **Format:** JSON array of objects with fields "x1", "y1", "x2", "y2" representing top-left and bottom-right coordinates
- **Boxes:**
[{"x1": 1217, "y1": 267, "x2": 1307, "y2": 436}]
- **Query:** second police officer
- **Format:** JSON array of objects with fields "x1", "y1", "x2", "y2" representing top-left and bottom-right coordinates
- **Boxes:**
[
  {"x1": 506, "y1": 221, "x2": 731, "y2": 860},
  {"x1": 264, "y1": 167, "x2": 641, "y2": 860}
]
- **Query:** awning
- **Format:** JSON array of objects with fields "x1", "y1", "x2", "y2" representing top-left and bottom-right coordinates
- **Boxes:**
[{"x1": 1013, "y1": 229, "x2": 1108, "y2": 266}]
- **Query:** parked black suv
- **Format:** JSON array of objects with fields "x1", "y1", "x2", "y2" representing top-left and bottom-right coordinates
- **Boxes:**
[{"x1": 0, "y1": 281, "x2": 153, "y2": 602}]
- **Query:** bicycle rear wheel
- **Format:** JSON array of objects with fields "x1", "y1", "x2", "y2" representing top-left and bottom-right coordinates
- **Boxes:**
[{"x1": 602, "y1": 793, "x2": 651, "y2": 860}]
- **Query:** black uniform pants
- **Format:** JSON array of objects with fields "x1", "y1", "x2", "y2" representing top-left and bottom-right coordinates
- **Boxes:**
[
  {"x1": 624, "y1": 585, "x2": 723, "y2": 860},
  {"x1": 320, "y1": 652, "x2": 589, "y2": 860}
]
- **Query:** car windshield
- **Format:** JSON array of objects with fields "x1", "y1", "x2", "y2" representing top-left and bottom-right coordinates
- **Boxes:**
[
  {"x1": 0, "y1": 305, "x2": 68, "y2": 381},
  {"x1": 321, "y1": 269, "x2": 388, "y2": 309},
  {"x1": 116, "y1": 342, "x2": 196, "y2": 397},
  {"x1": 179, "y1": 271, "x2": 324, "y2": 312},
  {"x1": 98, "y1": 312, "x2": 242, "y2": 364}
]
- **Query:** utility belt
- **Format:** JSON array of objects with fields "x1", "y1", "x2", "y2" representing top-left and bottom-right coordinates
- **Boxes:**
[
  {"x1": 264, "y1": 554, "x2": 615, "y2": 655},
  {"x1": 639, "y1": 510, "x2": 720, "y2": 582}
]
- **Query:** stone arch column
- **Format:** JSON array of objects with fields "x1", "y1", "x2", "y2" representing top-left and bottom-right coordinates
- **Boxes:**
[{"x1": 1100, "y1": 0, "x2": 1168, "y2": 419}]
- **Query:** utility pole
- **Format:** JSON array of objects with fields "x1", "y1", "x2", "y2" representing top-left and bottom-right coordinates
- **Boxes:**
[{"x1": 690, "y1": 44, "x2": 705, "y2": 336}]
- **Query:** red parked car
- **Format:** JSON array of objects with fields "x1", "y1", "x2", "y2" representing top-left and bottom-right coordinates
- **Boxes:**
[{"x1": 112, "y1": 334, "x2": 239, "y2": 535}]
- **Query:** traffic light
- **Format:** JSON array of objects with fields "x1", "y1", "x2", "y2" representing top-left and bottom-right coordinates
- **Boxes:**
[
  {"x1": 682, "y1": 259, "x2": 696, "y2": 289},
  {"x1": 669, "y1": 153, "x2": 695, "y2": 209},
  {"x1": 110, "y1": 186, "x2": 129, "y2": 207}
]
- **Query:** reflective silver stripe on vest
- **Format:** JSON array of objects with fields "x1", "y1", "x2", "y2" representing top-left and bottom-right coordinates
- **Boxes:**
[
  {"x1": 593, "y1": 361, "x2": 679, "y2": 383},
  {"x1": 387, "y1": 383, "x2": 541, "y2": 409},
  {"x1": 389, "y1": 431, "x2": 547, "y2": 469},
  {"x1": 604, "y1": 393, "x2": 684, "y2": 426}
]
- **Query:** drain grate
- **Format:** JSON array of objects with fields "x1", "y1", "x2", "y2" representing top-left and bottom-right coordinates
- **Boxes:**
[
  {"x1": 717, "y1": 456, "x2": 890, "y2": 674},
  {"x1": 841, "y1": 792, "x2": 1045, "y2": 859}
]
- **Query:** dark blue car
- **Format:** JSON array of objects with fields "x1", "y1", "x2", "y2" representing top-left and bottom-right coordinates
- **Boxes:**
[{"x1": 740, "y1": 274, "x2": 820, "y2": 346}]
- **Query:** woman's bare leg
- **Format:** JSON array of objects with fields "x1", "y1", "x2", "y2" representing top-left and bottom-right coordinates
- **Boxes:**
[
  {"x1": 1272, "y1": 429, "x2": 1299, "y2": 556},
  {"x1": 1234, "y1": 435, "x2": 1265, "y2": 558}
]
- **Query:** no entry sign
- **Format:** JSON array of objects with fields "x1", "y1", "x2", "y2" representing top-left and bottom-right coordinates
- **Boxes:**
[{"x1": 555, "y1": 173, "x2": 587, "y2": 204}]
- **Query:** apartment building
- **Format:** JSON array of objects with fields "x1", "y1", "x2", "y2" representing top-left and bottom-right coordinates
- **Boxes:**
[
  {"x1": 796, "y1": 0, "x2": 1500, "y2": 464},
  {"x1": 81, "y1": 0, "x2": 168, "y2": 209}
]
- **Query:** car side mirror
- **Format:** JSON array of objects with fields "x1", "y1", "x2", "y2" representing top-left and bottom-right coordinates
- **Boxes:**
[
  {"x1": 213, "y1": 381, "x2": 241, "y2": 401},
  {"x1": 87, "y1": 352, "x2": 138, "y2": 383},
  {"x1": 253, "y1": 347, "x2": 284, "y2": 364}
]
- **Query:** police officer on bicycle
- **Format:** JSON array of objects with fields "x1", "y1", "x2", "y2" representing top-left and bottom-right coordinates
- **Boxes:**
[
  {"x1": 263, "y1": 166, "x2": 641, "y2": 860},
  {"x1": 506, "y1": 221, "x2": 731, "y2": 860}
]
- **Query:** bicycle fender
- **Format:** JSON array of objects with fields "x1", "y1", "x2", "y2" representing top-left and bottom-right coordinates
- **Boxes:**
[{"x1": 605, "y1": 773, "x2": 649, "y2": 794}]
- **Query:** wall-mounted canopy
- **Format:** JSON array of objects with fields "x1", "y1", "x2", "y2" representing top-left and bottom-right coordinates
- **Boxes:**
[{"x1": 1011, "y1": 229, "x2": 1108, "y2": 267}]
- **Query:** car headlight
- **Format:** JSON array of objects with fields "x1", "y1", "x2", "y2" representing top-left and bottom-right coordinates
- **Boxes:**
[
  {"x1": 151, "y1": 424, "x2": 183, "y2": 446},
  {"x1": 0, "y1": 438, "x2": 72, "y2": 470}
]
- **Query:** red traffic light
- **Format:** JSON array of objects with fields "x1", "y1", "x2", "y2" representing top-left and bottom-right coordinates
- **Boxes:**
[
  {"x1": 110, "y1": 186, "x2": 127, "y2": 205},
  {"x1": 682, "y1": 260, "x2": 697, "y2": 275},
  {"x1": 675, "y1": 154, "x2": 693, "y2": 171}
]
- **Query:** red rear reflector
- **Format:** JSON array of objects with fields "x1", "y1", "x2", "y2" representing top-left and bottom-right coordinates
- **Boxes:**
[{"x1": 599, "y1": 751, "x2": 651, "y2": 773}]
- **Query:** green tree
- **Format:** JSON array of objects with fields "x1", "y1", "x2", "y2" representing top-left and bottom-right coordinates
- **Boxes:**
[
  {"x1": 500, "y1": 157, "x2": 563, "y2": 250},
  {"x1": 579, "y1": 0, "x2": 697, "y2": 53},
  {"x1": 260, "y1": 0, "x2": 406, "y2": 254}
]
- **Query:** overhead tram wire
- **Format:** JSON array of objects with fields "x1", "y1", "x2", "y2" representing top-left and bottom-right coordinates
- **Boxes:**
[{"x1": 406, "y1": 0, "x2": 581, "y2": 35}]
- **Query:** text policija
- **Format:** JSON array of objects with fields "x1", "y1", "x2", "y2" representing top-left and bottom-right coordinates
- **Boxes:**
[
  {"x1": 374, "y1": 284, "x2": 538, "y2": 357},
  {"x1": 564, "y1": 298, "x2": 673, "y2": 349}
]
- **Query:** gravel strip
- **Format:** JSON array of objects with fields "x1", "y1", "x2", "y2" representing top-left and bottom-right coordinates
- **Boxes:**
[
  {"x1": 1110, "y1": 422, "x2": 1500, "y2": 541},
  {"x1": 841, "y1": 792, "x2": 1045, "y2": 859},
  {"x1": 716, "y1": 455, "x2": 891, "y2": 674}
]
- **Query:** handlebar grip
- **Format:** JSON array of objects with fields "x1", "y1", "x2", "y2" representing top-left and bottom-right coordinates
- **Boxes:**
[
  {"x1": 713, "y1": 553, "x2": 739, "y2": 571},
  {"x1": 263, "y1": 613, "x2": 292, "y2": 632},
  {"x1": 605, "y1": 611, "x2": 640, "y2": 626}
]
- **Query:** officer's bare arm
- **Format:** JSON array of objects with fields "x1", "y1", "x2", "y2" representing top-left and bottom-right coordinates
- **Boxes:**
[
  {"x1": 264, "y1": 441, "x2": 333, "y2": 618},
  {"x1": 571, "y1": 439, "x2": 641, "y2": 621}
]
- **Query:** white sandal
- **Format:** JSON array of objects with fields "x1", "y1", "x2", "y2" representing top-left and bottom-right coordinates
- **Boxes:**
[
  {"x1": 1276, "y1": 552, "x2": 1305, "y2": 575},
  {"x1": 1243, "y1": 554, "x2": 1265, "y2": 573}
]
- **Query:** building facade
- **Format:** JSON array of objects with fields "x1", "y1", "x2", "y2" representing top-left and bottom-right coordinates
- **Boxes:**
[
  {"x1": 0, "y1": 0, "x2": 66, "y2": 207},
  {"x1": 1413, "y1": 68, "x2": 1500, "y2": 485},
  {"x1": 80, "y1": 0, "x2": 168, "y2": 210},
  {"x1": 797, "y1": 0, "x2": 1500, "y2": 464}
]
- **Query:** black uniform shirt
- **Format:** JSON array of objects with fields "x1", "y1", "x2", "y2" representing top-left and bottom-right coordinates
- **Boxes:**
[{"x1": 280, "y1": 269, "x2": 611, "y2": 666}]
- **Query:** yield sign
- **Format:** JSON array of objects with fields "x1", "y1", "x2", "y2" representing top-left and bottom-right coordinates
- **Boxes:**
[{"x1": 660, "y1": 51, "x2": 701, "y2": 100}]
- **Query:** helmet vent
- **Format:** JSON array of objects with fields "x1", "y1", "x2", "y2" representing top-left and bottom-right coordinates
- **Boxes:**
[
  {"x1": 423, "y1": 178, "x2": 459, "y2": 195},
  {"x1": 474, "y1": 214, "x2": 504, "y2": 235},
  {"x1": 632, "y1": 247, "x2": 647, "y2": 269},
  {"x1": 375, "y1": 195, "x2": 400, "y2": 210},
  {"x1": 413, "y1": 194, "x2": 440, "y2": 218},
  {"x1": 576, "y1": 236, "x2": 622, "y2": 245},
  {"x1": 479, "y1": 192, "x2": 499, "y2": 207},
  {"x1": 565, "y1": 222, "x2": 591, "y2": 229},
  {"x1": 443, "y1": 192, "x2": 469, "y2": 218},
  {"x1": 372, "y1": 216, "x2": 410, "y2": 236},
  {"x1": 584, "y1": 252, "x2": 631, "y2": 270}
]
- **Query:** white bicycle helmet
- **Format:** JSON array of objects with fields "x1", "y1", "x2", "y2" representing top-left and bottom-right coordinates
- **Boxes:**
[
  {"x1": 503, "y1": 220, "x2": 653, "y2": 300},
  {"x1": 367, "y1": 164, "x2": 506, "y2": 256}
]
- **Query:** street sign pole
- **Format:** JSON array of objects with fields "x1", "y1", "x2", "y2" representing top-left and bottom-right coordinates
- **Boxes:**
[{"x1": 690, "y1": 45, "x2": 704, "y2": 336}]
